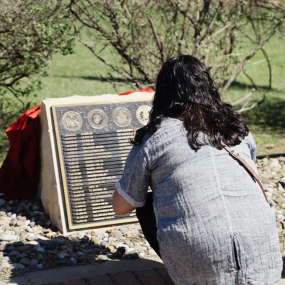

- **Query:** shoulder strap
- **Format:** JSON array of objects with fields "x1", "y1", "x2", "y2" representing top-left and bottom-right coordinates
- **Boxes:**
[{"x1": 223, "y1": 145, "x2": 268, "y2": 203}]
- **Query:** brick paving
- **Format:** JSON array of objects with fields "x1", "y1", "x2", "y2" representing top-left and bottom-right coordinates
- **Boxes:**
[
  {"x1": 135, "y1": 270, "x2": 167, "y2": 285},
  {"x1": 62, "y1": 280, "x2": 89, "y2": 285},
  {"x1": 43, "y1": 269, "x2": 174, "y2": 285},
  {"x1": 156, "y1": 268, "x2": 176, "y2": 285},
  {"x1": 86, "y1": 275, "x2": 114, "y2": 285},
  {"x1": 110, "y1": 272, "x2": 141, "y2": 285}
]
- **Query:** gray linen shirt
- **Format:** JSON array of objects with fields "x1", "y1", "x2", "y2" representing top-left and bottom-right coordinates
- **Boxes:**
[{"x1": 116, "y1": 117, "x2": 283, "y2": 285}]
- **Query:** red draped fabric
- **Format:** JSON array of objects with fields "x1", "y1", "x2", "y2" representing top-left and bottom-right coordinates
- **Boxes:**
[
  {"x1": 0, "y1": 105, "x2": 41, "y2": 199},
  {"x1": 118, "y1": 88, "x2": 154, "y2": 96}
]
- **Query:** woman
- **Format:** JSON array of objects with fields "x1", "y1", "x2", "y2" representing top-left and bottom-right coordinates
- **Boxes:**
[{"x1": 112, "y1": 55, "x2": 283, "y2": 285}]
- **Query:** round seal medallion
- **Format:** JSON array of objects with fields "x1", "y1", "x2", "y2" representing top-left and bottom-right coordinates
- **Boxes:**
[
  {"x1": 112, "y1": 107, "x2": 132, "y2": 127},
  {"x1": 62, "y1": 111, "x2": 83, "y2": 132},
  {"x1": 136, "y1": 105, "x2": 151, "y2": 125},
  {"x1": 87, "y1": 109, "x2": 108, "y2": 130}
]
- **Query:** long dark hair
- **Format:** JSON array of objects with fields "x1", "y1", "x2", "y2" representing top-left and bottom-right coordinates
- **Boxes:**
[{"x1": 131, "y1": 55, "x2": 249, "y2": 149}]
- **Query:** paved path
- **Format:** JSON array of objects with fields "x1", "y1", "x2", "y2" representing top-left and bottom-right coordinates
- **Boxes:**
[
  {"x1": 41, "y1": 268, "x2": 174, "y2": 285},
  {"x1": 0, "y1": 258, "x2": 284, "y2": 285},
  {"x1": 0, "y1": 259, "x2": 168, "y2": 285}
]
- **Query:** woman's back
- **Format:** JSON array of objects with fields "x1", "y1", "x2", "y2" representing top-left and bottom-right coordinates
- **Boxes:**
[
  {"x1": 133, "y1": 117, "x2": 283, "y2": 284},
  {"x1": 113, "y1": 55, "x2": 283, "y2": 285}
]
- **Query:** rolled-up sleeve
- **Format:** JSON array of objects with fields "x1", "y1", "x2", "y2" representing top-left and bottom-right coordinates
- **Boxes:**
[{"x1": 116, "y1": 146, "x2": 150, "y2": 208}]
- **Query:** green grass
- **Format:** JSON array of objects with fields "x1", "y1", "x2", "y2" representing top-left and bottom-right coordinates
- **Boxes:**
[
  {"x1": 0, "y1": 33, "x2": 284, "y2": 165},
  {"x1": 223, "y1": 33, "x2": 285, "y2": 155},
  {"x1": 33, "y1": 44, "x2": 135, "y2": 99}
]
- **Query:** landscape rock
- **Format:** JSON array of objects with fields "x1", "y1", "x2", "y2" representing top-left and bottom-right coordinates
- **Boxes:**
[
  {"x1": 30, "y1": 259, "x2": 38, "y2": 267},
  {"x1": 0, "y1": 235, "x2": 19, "y2": 242},
  {"x1": 12, "y1": 263, "x2": 25, "y2": 270},
  {"x1": 19, "y1": 258, "x2": 30, "y2": 266},
  {"x1": 1, "y1": 261, "x2": 10, "y2": 269}
]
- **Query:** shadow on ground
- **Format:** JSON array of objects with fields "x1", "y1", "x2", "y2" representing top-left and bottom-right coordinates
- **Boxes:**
[
  {"x1": 6, "y1": 259, "x2": 168, "y2": 285},
  {"x1": 51, "y1": 74, "x2": 138, "y2": 84},
  {"x1": 0, "y1": 198, "x2": 162, "y2": 285},
  {"x1": 226, "y1": 81, "x2": 285, "y2": 132},
  {"x1": 242, "y1": 97, "x2": 285, "y2": 132},
  {"x1": 229, "y1": 81, "x2": 275, "y2": 92}
]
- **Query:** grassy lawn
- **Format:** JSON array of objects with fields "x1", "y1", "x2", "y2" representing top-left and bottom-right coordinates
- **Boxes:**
[
  {"x1": 0, "y1": 33, "x2": 284, "y2": 165},
  {"x1": 223, "y1": 33, "x2": 285, "y2": 155}
]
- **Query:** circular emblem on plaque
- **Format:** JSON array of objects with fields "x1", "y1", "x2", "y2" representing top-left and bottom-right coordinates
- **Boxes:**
[
  {"x1": 62, "y1": 111, "x2": 83, "y2": 132},
  {"x1": 112, "y1": 107, "x2": 132, "y2": 127},
  {"x1": 136, "y1": 105, "x2": 151, "y2": 125},
  {"x1": 87, "y1": 109, "x2": 108, "y2": 130}
]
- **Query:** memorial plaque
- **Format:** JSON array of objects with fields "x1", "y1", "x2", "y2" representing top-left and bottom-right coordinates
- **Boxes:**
[{"x1": 51, "y1": 98, "x2": 152, "y2": 231}]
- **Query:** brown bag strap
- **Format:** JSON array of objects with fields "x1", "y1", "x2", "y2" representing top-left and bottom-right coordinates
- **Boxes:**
[{"x1": 223, "y1": 145, "x2": 268, "y2": 203}]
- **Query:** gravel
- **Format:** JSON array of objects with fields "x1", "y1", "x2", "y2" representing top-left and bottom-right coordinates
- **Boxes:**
[
  {"x1": 0, "y1": 197, "x2": 154, "y2": 281},
  {"x1": 0, "y1": 156, "x2": 284, "y2": 281}
]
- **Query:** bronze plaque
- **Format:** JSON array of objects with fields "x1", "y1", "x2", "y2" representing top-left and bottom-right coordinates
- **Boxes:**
[{"x1": 52, "y1": 99, "x2": 152, "y2": 230}]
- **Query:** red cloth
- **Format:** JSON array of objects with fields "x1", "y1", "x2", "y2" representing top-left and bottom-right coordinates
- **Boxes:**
[
  {"x1": 119, "y1": 88, "x2": 154, "y2": 96},
  {"x1": 0, "y1": 105, "x2": 41, "y2": 199}
]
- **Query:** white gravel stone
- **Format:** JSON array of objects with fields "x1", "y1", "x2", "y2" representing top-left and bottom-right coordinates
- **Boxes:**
[
  {"x1": 270, "y1": 159, "x2": 280, "y2": 168},
  {"x1": 0, "y1": 216, "x2": 11, "y2": 222},
  {"x1": 25, "y1": 227, "x2": 33, "y2": 233},
  {"x1": 1, "y1": 261, "x2": 11, "y2": 268},
  {"x1": 277, "y1": 214, "x2": 285, "y2": 221},
  {"x1": 27, "y1": 241, "x2": 39, "y2": 245},
  {"x1": 0, "y1": 234, "x2": 19, "y2": 242},
  {"x1": 10, "y1": 214, "x2": 16, "y2": 219},
  {"x1": 265, "y1": 186, "x2": 274, "y2": 193},
  {"x1": 277, "y1": 184, "x2": 284, "y2": 192},
  {"x1": 98, "y1": 254, "x2": 109, "y2": 261},
  {"x1": 127, "y1": 248, "x2": 135, "y2": 253},
  {"x1": 3, "y1": 256, "x2": 10, "y2": 262},
  {"x1": 108, "y1": 237, "x2": 116, "y2": 244},
  {"x1": 148, "y1": 249, "x2": 157, "y2": 256}
]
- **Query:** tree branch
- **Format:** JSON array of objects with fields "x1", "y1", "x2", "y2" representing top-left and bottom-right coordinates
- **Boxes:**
[
  {"x1": 78, "y1": 38, "x2": 143, "y2": 89},
  {"x1": 198, "y1": 0, "x2": 211, "y2": 27},
  {"x1": 236, "y1": 93, "x2": 265, "y2": 113},
  {"x1": 197, "y1": 1, "x2": 222, "y2": 45},
  {"x1": 145, "y1": 13, "x2": 165, "y2": 64},
  {"x1": 70, "y1": 1, "x2": 153, "y2": 84},
  {"x1": 231, "y1": 88, "x2": 255, "y2": 106},
  {"x1": 222, "y1": 13, "x2": 285, "y2": 94},
  {"x1": 69, "y1": 1, "x2": 114, "y2": 43},
  {"x1": 261, "y1": 48, "x2": 272, "y2": 89},
  {"x1": 171, "y1": 0, "x2": 201, "y2": 35},
  {"x1": 6, "y1": 87, "x2": 25, "y2": 109}
]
